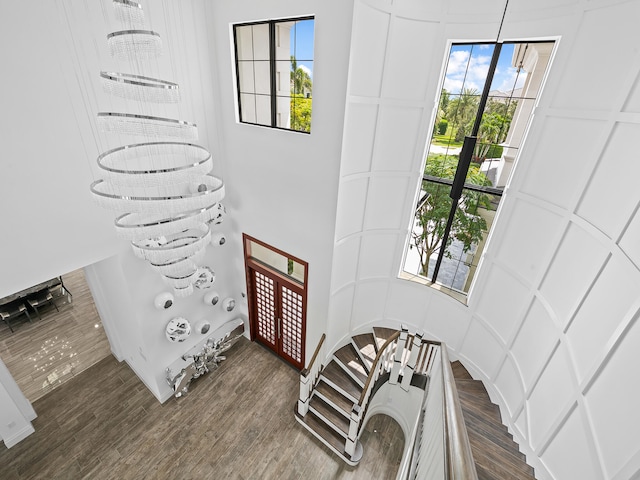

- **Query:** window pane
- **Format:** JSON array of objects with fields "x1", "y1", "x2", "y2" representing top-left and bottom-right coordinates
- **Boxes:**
[
  {"x1": 240, "y1": 93, "x2": 256, "y2": 123},
  {"x1": 289, "y1": 94, "x2": 312, "y2": 132},
  {"x1": 406, "y1": 182, "x2": 453, "y2": 278},
  {"x1": 237, "y1": 61, "x2": 255, "y2": 94},
  {"x1": 275, "y1": 61, "x2": 291, "y2": 96},
  {"x1": 253, "y1": 60, "x2": 271, "y2": 95},
  {"x1": 235, "y1": 25, "x2": 255, "y2": 61},
  {"x1": 444, "y1": 43, "x2": 495, "y2": 95},
  {"x1": 250, "y1": 23, "x2": 270, "y2": 60},
  {"x1": 437, "y1": 190, "x2": 500, "y2": 293},
  {"x1": 292, "y1": 19, "x2": 315, "y2": 61},
  {"x1": 275, "y1": 21, "x2": 295, "y2": 60},
  {"x1": 255, "y1": 94, "x2": 271, "y2": 126},
  {"x1": 275, "y1": 94, "x2": 291, "y2": 128},
  {"x1": 488, "y1": 43, "x2": 528, "y2": 95}
]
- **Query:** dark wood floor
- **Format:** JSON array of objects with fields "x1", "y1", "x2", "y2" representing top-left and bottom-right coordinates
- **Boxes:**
[
  {"x1": 0, "y1": 269, "x2": 111, "y2": 402},
  {"x1": 0, "y1": 338, "x2": 404, "y2": 480},
  {"x1": 452, "y1": 361, "x2": 536, "y2": 480}
]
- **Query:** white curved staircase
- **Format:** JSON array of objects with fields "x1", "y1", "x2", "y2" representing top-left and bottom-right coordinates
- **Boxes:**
[{"x1": 295, "y1": 327, "x2": 437, "y2": 467}]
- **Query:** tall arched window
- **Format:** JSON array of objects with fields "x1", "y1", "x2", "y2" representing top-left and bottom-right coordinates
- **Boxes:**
[{"x1": 403, "y1": 41, "x2": 555, "y2": 296}]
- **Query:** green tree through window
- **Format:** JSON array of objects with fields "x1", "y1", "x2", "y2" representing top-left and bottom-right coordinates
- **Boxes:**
[{"x1": 405, "y1": 41, "x2": 555, "y2": 294}]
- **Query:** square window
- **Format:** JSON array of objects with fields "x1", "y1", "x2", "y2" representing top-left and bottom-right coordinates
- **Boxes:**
[{"x1": 233, "y1": 17, "x2": 315, "y2": 133}]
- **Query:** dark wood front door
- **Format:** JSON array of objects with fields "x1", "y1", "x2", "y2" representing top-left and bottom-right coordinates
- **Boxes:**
[{"x1": 244, "y1": 235, "x2": 307, "y2": 370}]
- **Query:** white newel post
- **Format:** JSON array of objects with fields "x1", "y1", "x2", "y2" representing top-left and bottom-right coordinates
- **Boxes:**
[
  {"x1": 345, "y1": 404, "x2": 361, "y2": 457},
  {"x1": 298, "y1": 372, "x2": 311, "y2": 415}
]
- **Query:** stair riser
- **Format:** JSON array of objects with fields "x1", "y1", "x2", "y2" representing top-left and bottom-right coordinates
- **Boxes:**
[
  {"x1": 294, "y1": 414, "x2": 360, "y2": 467},
  {"x1": 309, "y1": 406, "x2": 349, "y2": 439},
  {"x1": 319, "y1": 374, "x2": 359, "y2": 404},
  {"x1": 313, "y1": 391, "x2": 350, "y2": 419}
]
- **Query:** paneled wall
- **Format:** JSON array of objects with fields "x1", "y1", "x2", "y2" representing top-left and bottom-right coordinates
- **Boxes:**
[{"x1": 330, "y1": 0, "x2": 640, "y2": 478}]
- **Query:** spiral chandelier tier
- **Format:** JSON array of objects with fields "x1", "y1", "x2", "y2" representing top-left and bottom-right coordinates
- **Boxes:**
[
  {"x1": 107, "y1": 30, "x2": 162, "y2": 60},
  {"x1": 131, "y1": 225, "x2": 211, "y2": 264},
  {"x1": 91, "y1": 0, "x2": 226, "y2": 297},
  {"x1": 97, "y1": 142, "x2": 212, "y2": 187},
  {"x1": 97, "y1": 113, "x2": 198, "y2": 140},
  {"x1": 100, "y1": 72, "x2": 180, "y2": 103},
  {"x1": 113, "y1": 202, "x2": 224, "y2": 240}
]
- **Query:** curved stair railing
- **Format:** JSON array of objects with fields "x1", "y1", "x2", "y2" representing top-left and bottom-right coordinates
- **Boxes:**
[
  {"x1": 345, "y1": 330, "x2": 400, "y2": 458},
  {"x1": 295, "y1": 326, "x2": 477, "y2": 479},
  {"x1": 405, "y1": 345, "x2": 478, "y2": 480}
]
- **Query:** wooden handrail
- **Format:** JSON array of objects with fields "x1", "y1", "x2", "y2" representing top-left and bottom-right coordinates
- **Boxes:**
[
  {"x1": 301, "y1": 333, "x2": 325, "y2": 377},
  {"x1": 357, "y1": 330, "x2": 400, "y2": 406},
  {"x1": 441, "y1": 346, "x2": 478, "y2": 480}
]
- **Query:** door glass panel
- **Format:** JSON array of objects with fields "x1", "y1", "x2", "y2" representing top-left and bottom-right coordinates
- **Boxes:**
[
  {"x1": 254, "y1": 270, "x2": 277, "y2": 347},
  {"x1": 280, "y1": 285, "x2": 303, "y2": 364}
]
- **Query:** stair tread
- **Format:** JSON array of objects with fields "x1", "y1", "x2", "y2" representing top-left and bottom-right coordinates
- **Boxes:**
[
  {"x1": 451, "y1": 360, "x2": 473, "y2": 380},
  {"x1": 310, "y1": 396, "x2": 350, "y2": 435},
  {"x1": 465, "y1": 420, "x2": 524, "y2": 460},
  {"x1": 334, "y1": 344, "x2": 368, "y2": 384},
  {"x1": 469, "y1": 442, "x2": 536, "y2": 478},
  {"x1": 475, "y1": 456, "x2": 536, "y2": 480},
  {"x1": 296, "y1": 410, "x2": 346, "y2": 454},
  {"x1": 321, "y1": 360, "x2": 363, "y2": 401},
  {"x1": 352, "y1": 334, "x2": 377, "y2": 370},
  {"x1": 315, "y1": 380, "x2": 354, "y2": 416},
  {"x1": 457, "y1": 391, "x2": 505, "y2": 427},
  {"x1": 372, "y1": 327, "x2": 398, "y2": 350},
  {"x1": 458, "y1": 401, "x2": 511, "y2": 439}
]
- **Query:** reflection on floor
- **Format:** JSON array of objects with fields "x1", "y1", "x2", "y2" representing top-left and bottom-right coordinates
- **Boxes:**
[{"x1": 0, "y1": 269, "x2": 111, "y2": 403}]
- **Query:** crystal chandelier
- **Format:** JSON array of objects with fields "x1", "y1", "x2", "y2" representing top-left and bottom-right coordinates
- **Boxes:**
[{"x1": 92, "y1": 0, "x2": 225, "y2": 297}]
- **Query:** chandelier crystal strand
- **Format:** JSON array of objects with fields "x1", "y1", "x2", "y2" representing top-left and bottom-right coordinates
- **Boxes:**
[
  {"x1": 108, "y1": 30, "x2": 162, "y2": 60},
  {"x1": 113, "y1": 0, "x2": 146, "y2": 29},
  {"x1": 93, "y1": 0, "x2": 224, "y2": 296},
  {"x1": 97, "y1": 113, "x2": 198, "y2": 140},
  {"x1": 100, "y1": 72, "x2": 180, "y2": 103}
]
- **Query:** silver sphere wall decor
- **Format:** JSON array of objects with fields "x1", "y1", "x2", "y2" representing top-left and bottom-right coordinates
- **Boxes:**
[
  {"x1": 165, "y1": 317, "x2": 192, "y2": 343},
  {"x1": 222, "y1": 297, "x2": 236, "y2": 312},
  {"x1": 203, "y1": 291, "x2": 220, "y2": 306},
  {"x1": 154, "y1": 292, "x2": 174, "y2": 310}
]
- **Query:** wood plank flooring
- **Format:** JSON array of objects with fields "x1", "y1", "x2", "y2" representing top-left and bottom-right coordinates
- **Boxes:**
[
  {"x1": 0, "y1": 269, "x2": 111, "y2": 402},
  {"x1": 0, "y1": 274, "x2": 537, "y2": 480},
  {"x1": 0, "y1": 338, "x2": 404, "y2": 479}
]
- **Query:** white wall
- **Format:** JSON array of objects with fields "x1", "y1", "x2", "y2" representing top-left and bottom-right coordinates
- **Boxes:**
[
  {"x1": 330, "y1": 0, "x2": 640, "y2": 478},
  {"x1": 204, "y1": 0, "x2": 355, "y2": 363},
  {"x1": 0, "y1": 0, "x2": 123, "y2": 298}
]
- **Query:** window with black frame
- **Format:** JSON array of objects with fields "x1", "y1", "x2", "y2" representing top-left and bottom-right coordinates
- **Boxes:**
[
  {"x1": 233, "y1": 17, "x2": 315, "y2": 133},
  {"x1": 404, "y1": 41, "x2": 555, "y2": 296}
]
